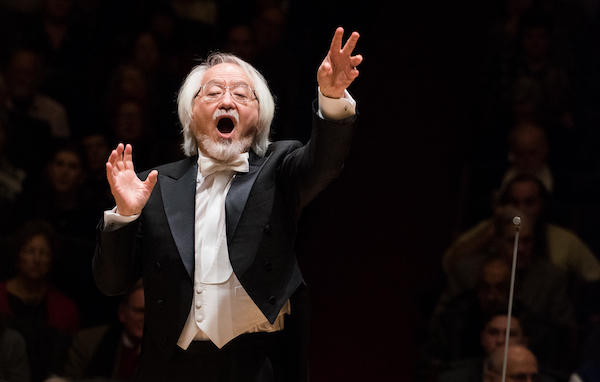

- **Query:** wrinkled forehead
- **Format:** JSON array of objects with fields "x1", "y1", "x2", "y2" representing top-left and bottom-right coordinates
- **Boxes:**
[{"x1": 202, "y1": 63, "x2": 253, "y2": 87}]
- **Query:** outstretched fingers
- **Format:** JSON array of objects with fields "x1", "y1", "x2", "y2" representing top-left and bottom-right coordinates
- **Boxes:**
[{"x1": 341, "y1": 30, "x2": 360, "y2": 56}]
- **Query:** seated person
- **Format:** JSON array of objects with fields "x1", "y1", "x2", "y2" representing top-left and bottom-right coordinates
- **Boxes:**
[
  {"x1": 0, "y1": 219, "x2": 80, "y2": 382},
  {"x1": 438, "y1": 310, "x2": 528, "y2": 382},
  {"x1": 483, "y1": 344, "x2": 556, "y2": 382},
  {"x1": 442, "y1": 206, "x2": 575, "y2": 329},
  {"x1": 444, "y1": 173, "x2": 600, "y2": 322},
  {"x1": 433, "y1": 206, "x2": 575, "y2": 375},
  {"x1": 0, "y1": 315, "x2": 30, "y2": 382},
  {"x1": 61, "y1": 280, "x2": 144, "y2": 382}
]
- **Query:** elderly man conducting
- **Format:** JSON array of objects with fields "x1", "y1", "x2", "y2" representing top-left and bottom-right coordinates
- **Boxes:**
[{"x1": 93, "y1": 27, "x2": 362, "y2": 382}]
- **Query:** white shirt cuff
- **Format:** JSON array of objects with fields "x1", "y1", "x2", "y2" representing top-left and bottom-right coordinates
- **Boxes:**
[
  {"x1": 103, "y1": 207, "x2": 139, "y2": 231},
  {"x1": 317, "y1": 87, "x2": 356, "y2": 120}
]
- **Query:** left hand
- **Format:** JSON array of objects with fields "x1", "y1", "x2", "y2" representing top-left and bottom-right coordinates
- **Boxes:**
[{"x1": 317, "y1": 27, "x2": 363, "y2": 99}]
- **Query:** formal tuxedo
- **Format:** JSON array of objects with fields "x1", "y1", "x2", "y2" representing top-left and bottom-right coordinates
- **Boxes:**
[{"x1": 93, "y1": 107, "x2": 356, "y2": 381}]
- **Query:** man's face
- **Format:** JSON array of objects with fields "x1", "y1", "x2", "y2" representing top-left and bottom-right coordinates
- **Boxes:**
[
  {"x1": 504, "y1": 348, "x2": 539, "y2": 382},
  {"x1": 486, "y1": 346, "x2": 539, "y2": 382},
  {"x1": 481, "y1": 315, "x2": 525, "y2": 355},
  {"x1": 6, "y1": 51, "x2": 42, "y2": 100},
  {"x1": 511, "y1": 126, "x2": 547, "y2": 173},
  {"x1": 82, "y1": 133, "x2": 109, "y2": 172},
  {"x1": 18, "y1": 234, "x2": 52, "y2": 281},
  {"x1": 48, "y1": 150, "x2": 83, "y2": 192},
  {"x1": 497, "y1": 222, "x2": 534, "y2": 269},
  {"x1": 191, "y1": 63, "x2": 259, "y2": 161},
  {"x1": 119, "y1": 288, "x2": 145, "y2": 341},
  {"x1": 114, "y1": 101, "x2": 144, "y2": 141},
  {"x1": 478, "y1": 260, "x2": 511, "y2": 312},
  {"x1": 506, "y1": 181, "x2": 544, "y2": 221}
]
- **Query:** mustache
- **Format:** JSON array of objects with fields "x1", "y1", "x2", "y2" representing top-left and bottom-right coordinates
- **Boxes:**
[{"x1": 213, "y1": 109, "x2": 239, "y2": 123}]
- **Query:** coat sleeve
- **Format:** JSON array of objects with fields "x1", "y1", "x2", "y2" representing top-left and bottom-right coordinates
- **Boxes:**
[{"x1": 93, "y1": 217, "x2": 143, "y2": 296}]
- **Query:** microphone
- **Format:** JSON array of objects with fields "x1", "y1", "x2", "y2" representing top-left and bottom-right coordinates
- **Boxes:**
[
  {"x1": 512, "y1": 216, "x2": 521, "y2": 228},
  {"x1": 501, "y1": 216, "x2": 521, "y2": 382}
]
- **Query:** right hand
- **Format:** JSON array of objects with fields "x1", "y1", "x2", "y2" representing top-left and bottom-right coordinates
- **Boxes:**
[{"x1": 106, "y1": 143, "x2": 158, "y2": 216}]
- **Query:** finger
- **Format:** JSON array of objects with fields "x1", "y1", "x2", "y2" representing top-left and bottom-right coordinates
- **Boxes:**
[
  {"x1": 146, "y1": 170, "x2": 159, "y2": 186},
  {"x1": 107, "y1": 148, "x2": 117, "y2": 167},
  {"x1": 329, "y1": 27, "x2": 344, "y2": 53},
  {"x1": 123, "y1": 143, "x2": 133, "y2": 161},
  {"x1": 106, "y1": 161, "x2": 116, "y2": 187},
  {"x1": 350, "y1": 54, "x2": 363, "y2": 68},
  {"x1": 317, "y1": 60, "x2": 332, "y2": 79},
  {"x1": 115, "y1": 143, "x2": 125, "y2": 159},
  {"x1": 341, "y1": 31, "x2": 360, "y2": 56}
]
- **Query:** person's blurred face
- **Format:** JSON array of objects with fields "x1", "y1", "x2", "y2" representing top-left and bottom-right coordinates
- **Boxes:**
[
  {"x1": 191, "y1": 63, "x2": 259, "y2": 161},
  {"x1": 522, "y1": 26, "x2": 550, "y2": 61},
  {"x1": 119, "y1": 288, "x2": 145, "y2": 341},
  {"x1": 510, "y1": 126, "x2": 548, "y2": 173},
  {"x1": 499, "y1": 347, "x2": 539, "y2": 382},
  {"x1": 17, "y1": 235, "x2": 52, "y2": 280},
  {"x1": 505, "y1": 181, "x2": 544, "y2": 221},
  {"x1": 478, "y1": 259, "x2": 511, "y2": 312},
  {"x1": 497, "y1": 221, "x2": 535, "y2": 269},
  {"x1": 119, "y1": 65, "x2": 148, "y2": 101},
  {"x1": 481, "y1": 315, "x2": 525, "y2": 355},
  {"x1": 134, "y1": 32, "x2": 160, "y2": 72},
  {"x1": 48, "y1": 150, "x2": 83, "y2": 192},
  {"x1": 5, "y1": 51, "x2": 42, "y2": 101},
  {"x1": 45, "y1": 0, "x2": 73, "y2": 21},
  {"x1": 114, "y1": 101, "x2": 144, "y2": 141},
  {"x1": 225, "y1": 25, "x2": 256, "y2": 62},
  {"x1": 82, "y1": 133, "x2": 109, "y2": 172}
]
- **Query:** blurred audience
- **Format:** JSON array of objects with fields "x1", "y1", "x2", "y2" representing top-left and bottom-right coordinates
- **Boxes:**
[
  {"x1": 2, "y1": 47, "x2": 70, "y2": 139},
  {"x1": 0, "y1": 219, "x2": 79, "y2": 382},
  {"x1": 0, "y1": 108, "x2": 26, "y2": 236},
  {"x1": 483, "y1": 344, "x2": 556, "y2": 382},
  {"x1": 436, "y1": 310, "x2": 528, "y2": 382},
  {"x1": 445, "y1": 173, "x2": 600, "y2": 326},
  {"x1": 57, "y1": 281, "x2": 144, "y2": 382},
  {"x1": 0, "y1": 315, "x2": 30, "y2": 382}
]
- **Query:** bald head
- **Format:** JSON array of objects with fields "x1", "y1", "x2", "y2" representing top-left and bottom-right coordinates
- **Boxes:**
[{"x1": 484, "y1": 344, "x2": 538, "y2": 382}]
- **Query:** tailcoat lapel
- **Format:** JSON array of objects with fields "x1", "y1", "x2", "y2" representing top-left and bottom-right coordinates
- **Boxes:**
[
  {"x1": 225, "y1": 150, "x2": 271, "y2": 243},
  {"x1": 156, "y1": 151, "x2": 271, "y2": 280},
  {"x1": 159, "y1": 157, "x2": 198, "y2": 279}
]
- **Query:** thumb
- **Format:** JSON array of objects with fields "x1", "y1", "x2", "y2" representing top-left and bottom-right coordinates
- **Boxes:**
[{"x1": 144, "y1": 170, "x2": 159, "y2": 191}]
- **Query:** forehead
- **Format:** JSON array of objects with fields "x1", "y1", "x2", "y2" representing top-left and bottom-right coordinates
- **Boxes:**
[
  {"x1": 54, "y1": 150, "x2": 81, "y2": 163},
  {"x1": 508, "y1": 181, "x2": 540, "y2": 200},
  {"x1": 25, "y1": 234, "x2": 50, "y2": 246},
  {"x1": 202, "y1": 63, "x2": 252, "y2": 85},
  {"x1": 483, "y1": 260, "x2": 510, "y2": 282},
  {"x1": 487, "y1": 316, "x2": 521, "y2": 330}
]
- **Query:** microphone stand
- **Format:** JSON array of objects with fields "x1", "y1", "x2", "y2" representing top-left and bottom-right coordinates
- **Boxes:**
[{"x1": 501, "y1": 216, "x2": 521, "y2": 382}]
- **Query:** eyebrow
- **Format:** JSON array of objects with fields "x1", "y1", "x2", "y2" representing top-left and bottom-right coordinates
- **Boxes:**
[{"x1": 202, "y1": 79, "x2": 252, "y2": 88}]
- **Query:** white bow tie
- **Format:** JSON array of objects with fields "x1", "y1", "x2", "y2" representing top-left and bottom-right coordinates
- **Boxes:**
[{"x1": 199, "y1": 152, "x2": 250, "y2": 175}]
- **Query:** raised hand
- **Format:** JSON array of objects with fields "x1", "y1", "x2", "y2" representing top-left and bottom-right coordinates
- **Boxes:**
[
  {"x1": 317, "y1": 27, "x2": 363, "y2": 99},
  {"x1": 106, "y1": 143, "x2": 158, "y2": 216}
]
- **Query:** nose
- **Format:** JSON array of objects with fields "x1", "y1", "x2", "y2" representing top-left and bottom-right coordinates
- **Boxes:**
[
  {"x1": 219, "y1": 90, "x2": 236, "y2": 108},
  {"x1": 496, "y1": 332, "x2": 505, "y2": 346}
]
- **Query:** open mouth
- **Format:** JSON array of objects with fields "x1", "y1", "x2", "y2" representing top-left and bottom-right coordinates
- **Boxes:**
[{"x1": 217, "y1": 117, "x2": 235, "y2": 134}]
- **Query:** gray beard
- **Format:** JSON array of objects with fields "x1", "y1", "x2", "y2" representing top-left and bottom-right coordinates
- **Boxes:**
[{"x1": 197, "y1": 134, "x2": 252, "y2": 162}]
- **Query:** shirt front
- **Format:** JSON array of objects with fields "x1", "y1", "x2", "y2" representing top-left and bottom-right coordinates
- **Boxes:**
[{"x1": 176, "y1": 154, "x2": 289, "y2": 349}]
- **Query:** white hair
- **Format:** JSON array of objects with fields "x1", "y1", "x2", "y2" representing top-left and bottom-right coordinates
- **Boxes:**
[{"x1": 177, "y1": 52, "x2": 275, "y2": 157}]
